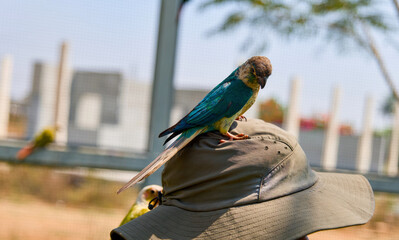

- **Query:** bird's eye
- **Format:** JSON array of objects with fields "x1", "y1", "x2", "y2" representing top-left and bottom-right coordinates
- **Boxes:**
[{"x1": 150, "y1": 190, "x2": 155, "y2": 194}]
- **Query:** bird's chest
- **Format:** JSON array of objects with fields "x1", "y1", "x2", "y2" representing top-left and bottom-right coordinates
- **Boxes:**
[
  {"x1": 212, "y1": 88, "x2": 259, "y2": 134},
  {"x1": 239, "y1": 89, "x2": 258, "y2": 115}
]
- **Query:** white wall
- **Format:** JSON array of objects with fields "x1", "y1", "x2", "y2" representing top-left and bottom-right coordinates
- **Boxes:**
[{"x1": 98, "y1": 80, "x2": 151, "y2": 151}]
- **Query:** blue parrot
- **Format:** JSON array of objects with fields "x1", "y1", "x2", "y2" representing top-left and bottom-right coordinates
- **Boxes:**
[{"x1": 118, "y1": 56, "x2": 272, "y2": 193}]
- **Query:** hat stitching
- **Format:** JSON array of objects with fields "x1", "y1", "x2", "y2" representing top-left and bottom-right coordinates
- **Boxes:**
[
  {"x1": 252, "y1": 137, "x2": 295, "y2": 201},
  {"x1": 194, "y1": 183, "x2": 327, "y2": 239},
  {"x1": 258, "y1": 173, "x2": 323, "y2": 207},
  {"x1": 158, "y1": 175, "x2": 318, "y2": 218},
  {"x1": 198, "y1": 131, "x2": 293, "y2": 150},
  {"x1": 251, "y1": 135, "x2": 293, "y2": 150},
  {"x1": 325, "y1": 175, "x2": 374, "y2": 217},
  {"x1": 260, "y1": 142, "x2": 296, "y2": 186}
]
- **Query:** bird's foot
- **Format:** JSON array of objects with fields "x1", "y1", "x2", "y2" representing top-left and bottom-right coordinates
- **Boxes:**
[
  {"x1": 219, "y1": 132, "x2": 249, "y2": 143},
  {"x1": 235, "y1": 115, "x2": 247, "y2": 121}
]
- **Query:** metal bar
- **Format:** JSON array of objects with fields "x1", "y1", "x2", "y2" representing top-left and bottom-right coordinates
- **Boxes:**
[
  {"x1": 0, "y1": 144, "x2": 150, "y2": 171},
  {"x1": 145, "y1": 0, "x2": 181, "y2": 185},
  {"x1": 366, "y1": 174, "x2": 399, "y2": 194},
  {"x1": 2, "y1": 142, "x2": 399, "y2": 193}
]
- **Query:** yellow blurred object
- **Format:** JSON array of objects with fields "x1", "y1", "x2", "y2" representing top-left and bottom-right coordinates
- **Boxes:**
[
  {"x1": 119, "y1": 185, "x2": 163, "y2": 226},
  {"x1": 16, "y1": 126, "x2": 57, "y2": 160},
  {"x1": 32, "y1": 127, "x2": 56, "y2": 148}
]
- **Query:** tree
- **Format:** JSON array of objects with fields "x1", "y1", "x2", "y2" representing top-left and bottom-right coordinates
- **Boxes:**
[
  {"x1": 202, "y1": 0, "x2": 399, "y2": 101},
  {"x1": 382, "y1": 93, "x2": 396, "y2": 116},
  {"x1": 259, "y1": 98, "x2": 284, "y2": 124}
]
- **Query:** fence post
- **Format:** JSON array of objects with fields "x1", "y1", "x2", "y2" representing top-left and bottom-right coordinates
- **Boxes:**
[
  {"x1": 387, "y1": 101, "x2": 399, "y2": 176},
  {"x1": 0, "y1": 56, "x2": 12, "y2": 139},
  {"x1": 54, "y1": 41, "x2": 71, "y2": 144},
  {"x1": 283, "y1": 76, "x2": 301, "y2": 138},
  {"x1": 377, "y1": 137, "x2": 386, "y2": 175},
  {"x1": 145, "y1": 0, "x2": 181, "y2": 185},
  {"x1": 322, "y1": 86, "x2": 341, "y2": 170},
  {"x1": 356, "y1": 95, "x2": 374, "y2": 173}
]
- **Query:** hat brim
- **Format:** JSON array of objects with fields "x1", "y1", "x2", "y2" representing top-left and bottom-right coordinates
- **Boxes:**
[{"x1": 111, "y1": 171, "x2": 374, "y2": 240}]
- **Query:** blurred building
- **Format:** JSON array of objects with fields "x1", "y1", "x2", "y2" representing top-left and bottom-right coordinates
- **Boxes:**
[
  {"x1": 25, "y1": 62, "x2": 217, "y2": 151},
  {"x1": 67, "y1": 71, "x2": 122, "y2": 147},
  {"x1": 26, "y1": 62, "x2": 72, "y2": 139}
]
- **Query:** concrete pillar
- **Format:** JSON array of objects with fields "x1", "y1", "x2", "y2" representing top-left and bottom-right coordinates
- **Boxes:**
[
  {"x1": 356, "y1": 95, "x2": 374, "y2": 173},
  {"x1": 0, "y1": 56, "x2": 13, "y2": 139},
  {"x1": 322, "y1": 87, "x2": 341, "y2": 170},
  {"x1": 54, "y1": 41, "x2": 72, "y2": 144},
  {"x1": 283, "y1": 76, "x2": 301, "y2": 138},
  {"x1": 377, "y1": 137, "x2": 386, "y2": 175},
  {"x1": 387, "y1": 101, "x2": 399, "y2": 176}
]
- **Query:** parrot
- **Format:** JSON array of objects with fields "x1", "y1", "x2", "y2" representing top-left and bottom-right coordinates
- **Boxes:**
[
  {"x1": 119, "y1": 185, "x2": 163, "y2": 226},
  {"x1": 16, "y1": 126, "x2": 57, "y2": 160},
  {"x1": 117, "y1": 56, "x2": 272, "y2": 194}
]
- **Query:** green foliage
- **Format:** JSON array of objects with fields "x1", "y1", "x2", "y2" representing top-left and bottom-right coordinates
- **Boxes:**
[
  {"x1": 220, "y1": 12, "x2": 245, "y2": 31},
  {"x1": 382, "y1": 93, "x2": 396, "y2": 116},
  {"x1": 259, "y1": 98, "x2": 285, "y2": 123},
  {"x1": 311, "y1": 0, "x2": 372, "y2": 13},
  {"x1": 373, "y1": 128, "x2": 392, "y2": 137},
  {"x1": 202, "y1": 0, "x2": 391, "y2": 53}
]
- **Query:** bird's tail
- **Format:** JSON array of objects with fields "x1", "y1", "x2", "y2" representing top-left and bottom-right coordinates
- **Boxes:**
[
  {"x1": 117, "y1": 129, "x2": 203, "y2": 194},
  {"x1": 16, "y1": 143, "x2": 35, "y2": 160}
]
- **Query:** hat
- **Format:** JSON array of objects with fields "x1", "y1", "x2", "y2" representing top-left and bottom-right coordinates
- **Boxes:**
[{"x1": 111, "y1": 119, "x2": 374, "y2": 240}]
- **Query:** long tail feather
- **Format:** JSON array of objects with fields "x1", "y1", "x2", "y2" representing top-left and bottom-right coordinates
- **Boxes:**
[{"x1": 117, "y1": 129, "x2": 203, "y2": 194}]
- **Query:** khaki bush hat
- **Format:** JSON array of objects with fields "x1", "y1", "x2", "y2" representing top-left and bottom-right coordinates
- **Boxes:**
[{"x1": 111, "y1": 119, "x2": 374, "y2": 240}]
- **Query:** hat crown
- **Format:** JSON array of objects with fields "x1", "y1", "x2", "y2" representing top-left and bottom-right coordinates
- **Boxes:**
[{"x1": 162, "y1": 119, "x2": 318, "y2": 211}]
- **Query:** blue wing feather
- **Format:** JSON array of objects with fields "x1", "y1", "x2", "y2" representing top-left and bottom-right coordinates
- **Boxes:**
[{"x1": 159, "y1": 68, "x2": 253, "y2": 140}]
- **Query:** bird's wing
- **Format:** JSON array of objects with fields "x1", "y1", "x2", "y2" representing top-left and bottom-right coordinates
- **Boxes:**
[
  {"x1": 119, "y1": 203, "x2": 149, "y2": 226},
  {"x1": 33, "y1": 128, "x2": 55, "y2": 148},
  {"x1": 159, "y1": 76, "x2": 253, "y2": 139}
]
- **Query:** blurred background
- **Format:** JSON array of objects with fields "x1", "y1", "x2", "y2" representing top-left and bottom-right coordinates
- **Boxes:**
[{"x1": 1, "y1": 0, "x2": 399, "y2": 239}]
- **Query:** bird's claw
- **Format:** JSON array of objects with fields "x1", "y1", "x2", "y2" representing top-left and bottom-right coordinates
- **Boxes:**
[
  {"x1": 235, "y1": 115, "x2": 247, "y2": 121},
  {"x1": 219, "y1": 132, "x2": 249, "y2": 143}
]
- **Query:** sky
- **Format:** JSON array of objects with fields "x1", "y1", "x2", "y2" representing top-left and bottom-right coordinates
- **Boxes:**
[{"x1": 1, "y1": 0, "x2": 399, "y2": 132}]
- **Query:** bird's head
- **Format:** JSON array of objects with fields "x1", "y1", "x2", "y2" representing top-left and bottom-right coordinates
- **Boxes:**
[
  {"x1": 237, "y1": 56, "x2": 272, "y2": 90},
  {"x1": 137, "y1": 185, "x2": 163, "y2": 205}
]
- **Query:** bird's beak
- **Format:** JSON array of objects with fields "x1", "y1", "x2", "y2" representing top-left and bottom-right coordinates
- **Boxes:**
[{"x1": 257, "y1": 76, "x2": 267, "y2": 89}]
